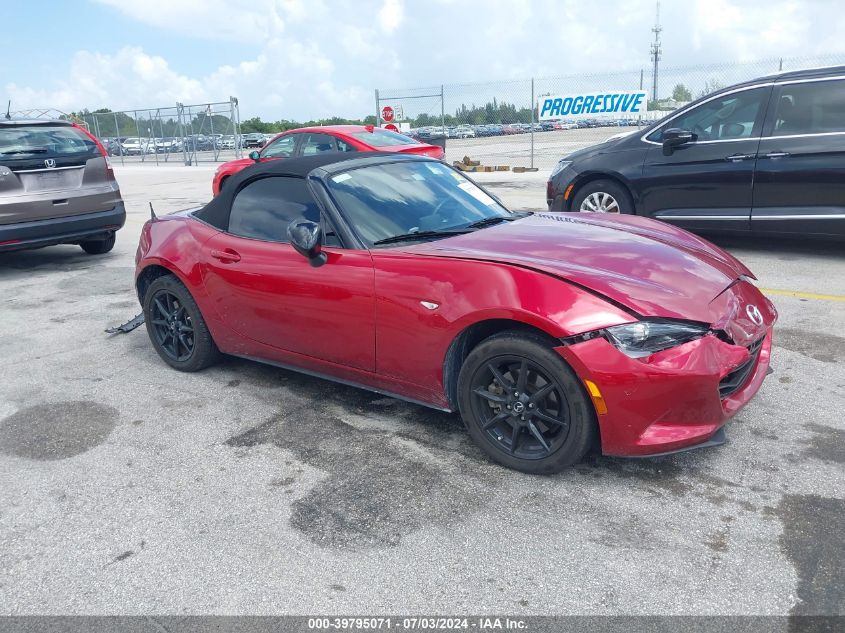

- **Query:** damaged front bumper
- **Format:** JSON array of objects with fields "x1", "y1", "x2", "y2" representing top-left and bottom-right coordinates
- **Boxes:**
[{"x1": 557, "y1": 327, "x2": 774, "y2": 457}]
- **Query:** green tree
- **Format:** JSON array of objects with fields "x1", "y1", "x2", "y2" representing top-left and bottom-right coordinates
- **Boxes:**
[
  {"x1": 699, "y1": 78, "x2": 724, "y2": 98},
  {"x1": 672, "y1": 84, "x2": 692, "y2": 101}
]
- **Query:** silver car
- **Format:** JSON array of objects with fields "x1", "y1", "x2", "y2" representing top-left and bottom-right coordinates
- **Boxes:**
[{"x1": 0, "y1": 119, "x2": 125, "y2": 254}]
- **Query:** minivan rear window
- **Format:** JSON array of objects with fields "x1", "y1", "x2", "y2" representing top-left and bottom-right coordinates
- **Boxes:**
[{"x1": 0, "y1": 125, "x2": 98, "y2": 159}]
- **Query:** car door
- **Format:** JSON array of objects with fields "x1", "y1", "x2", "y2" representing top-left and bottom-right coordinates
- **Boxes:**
[
  {"x1": 200, "y1": 175, "x2": 376, "y2": 371},
  {"x1": 752, "y1": 76, "x2": 845, "y2": 238},
  {"x1": 639, "y1": 85, "x2": 772, "y2": 233}
]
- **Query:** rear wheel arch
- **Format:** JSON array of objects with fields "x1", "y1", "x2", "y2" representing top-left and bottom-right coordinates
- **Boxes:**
[{"x1": 136, "y1": 264, "x2": 183, "y2": 304}]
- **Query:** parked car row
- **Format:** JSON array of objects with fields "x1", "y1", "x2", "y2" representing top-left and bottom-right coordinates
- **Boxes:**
[
  {"x1": 408, "y1": 119, "x2": 645, "y2": 140},
  {"x1": 98, "y1": 133, "x2": 279, "y2": 156}
]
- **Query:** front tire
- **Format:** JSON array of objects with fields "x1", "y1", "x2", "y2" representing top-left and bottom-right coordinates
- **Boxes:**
[
  {"x1": 457, "y1": 331, "x2": 597, "y2": 474},
  {"x1": 572, "y1": 179, "x2": 633, "y2": 214},
  {"x1": 142, "y1": 274, "x2": 219, "y2": 372}
]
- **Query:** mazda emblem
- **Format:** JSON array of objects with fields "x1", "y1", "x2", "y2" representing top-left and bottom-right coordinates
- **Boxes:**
[
  {"x1": 44, "y1": 159, "x2": 56, "y2": 169},
  {"x1": 746, "y1": 304, "x2": 764, "y2": 326}
]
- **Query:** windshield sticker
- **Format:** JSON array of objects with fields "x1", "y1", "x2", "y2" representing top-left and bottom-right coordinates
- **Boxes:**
[
  {"x1": 424, "y1": 163, "x2": 445, "y2": 175},
  {"x1": 458, "y1": 181, "x2": 497, "y2": 206},
  {"x1": 331, "y1": 173, "x2": 352, "y2": 183}
]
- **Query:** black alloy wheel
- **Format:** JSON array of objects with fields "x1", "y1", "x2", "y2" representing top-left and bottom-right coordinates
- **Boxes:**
[
  {"x1": 142, "y1": 274, "x2": 219, "y2": 372},
  {"x1": 149, "y1": 290, "x2": 195, "y2": 362},
  {"x1": 469, "y1": 355, "x2": 571, "y2": 460},
  {"x1": 457, "y1": 331, "x2": 596, "y2": 474}
]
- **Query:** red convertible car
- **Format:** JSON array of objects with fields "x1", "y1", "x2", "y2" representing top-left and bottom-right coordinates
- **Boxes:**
[
  {"x1": 212, "y1": 125, "x2": 445, "y2": 196},
  {"x1": 136, "y1": 153, "x2": 776, "y2": 473}
]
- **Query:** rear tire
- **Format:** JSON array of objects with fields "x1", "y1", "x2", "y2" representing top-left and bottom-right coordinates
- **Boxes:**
[
  {"x1": 142, "y1": 274, "x2": 219, "y2": 372},
  {"x1": 572, "y1": 179, "x2": 633, "y2": 214},
  {"x1": 80, "y1": 233, "x2": 116, "y2": 255},
  {"x1": 457, "y1": 331, "x2": 597, "y2": 474}
]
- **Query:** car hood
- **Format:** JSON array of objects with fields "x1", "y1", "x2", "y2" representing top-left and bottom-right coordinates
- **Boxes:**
[
  {"x1": 405, "y1": 212, "x2": 755, "y2": 324},
  {"x1": 562, "y1": 131, "x2": 635, "y2": 161},
  {"x1": 219, "y1": 157, "x2": 255, "y2": 170}
]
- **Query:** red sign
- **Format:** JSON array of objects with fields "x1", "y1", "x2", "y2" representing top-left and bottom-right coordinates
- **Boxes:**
[
  {"x1": 384, "y1": 123, "x2": 399, "y2": 132},
  {"x1": 381, "y1": 106, "x2": 394, "y2": 122}
]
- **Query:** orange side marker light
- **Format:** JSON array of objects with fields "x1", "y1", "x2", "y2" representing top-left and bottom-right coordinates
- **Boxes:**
[{"x1": 584, "y1": 379, "x2": 608, "y2": 415}]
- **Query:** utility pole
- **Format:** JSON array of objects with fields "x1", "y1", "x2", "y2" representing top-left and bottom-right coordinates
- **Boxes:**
[{"x1": 650, "y1": 1, "x2": 662, "y2": 104}]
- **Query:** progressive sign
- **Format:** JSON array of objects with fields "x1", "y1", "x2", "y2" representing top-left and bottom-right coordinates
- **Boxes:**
[{"x1": 538, "y1": 91, "x2": 647, "y2": 120}]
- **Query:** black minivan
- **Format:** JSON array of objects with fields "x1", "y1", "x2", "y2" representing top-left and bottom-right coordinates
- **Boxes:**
[{"x1": 547, "y1": 66, "x2": 845, "y2": 238}]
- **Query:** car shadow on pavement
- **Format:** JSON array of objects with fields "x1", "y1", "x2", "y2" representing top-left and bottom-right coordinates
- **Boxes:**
[{"x1": 0, "y1": 245, "x2": 116, "y2": 276}]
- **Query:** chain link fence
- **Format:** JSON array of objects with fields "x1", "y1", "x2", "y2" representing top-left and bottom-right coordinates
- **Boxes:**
[
  {"x1": 377, "y1": 54, "x2": 845, "y2": 172},
  {"x1": 70, "y1": 98, "x2": 243, "y2": 166}
]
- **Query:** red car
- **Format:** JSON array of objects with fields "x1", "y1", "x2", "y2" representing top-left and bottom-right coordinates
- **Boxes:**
[
  {"x1": 136, "y1": 153, "x2": 776, "y2": 474},
  {"x1": 211, "y1": 125, "x2": 444, "y2": 196}
]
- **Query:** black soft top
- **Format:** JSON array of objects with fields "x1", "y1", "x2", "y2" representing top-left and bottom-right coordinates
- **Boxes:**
[{"x1": 194, "y1": 151, "x2": 431, "y2": 230}]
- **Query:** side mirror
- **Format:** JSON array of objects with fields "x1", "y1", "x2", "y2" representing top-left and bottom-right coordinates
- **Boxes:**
[
  {"x1": 248, "y1": 150, "x2": 260, "y2": 161},
  {"x1": 287, "y1": 220, "x2": 326, "y2": 267},
  {"x1": 662, "y1": 128, "x2": 694, "y2": 155}
]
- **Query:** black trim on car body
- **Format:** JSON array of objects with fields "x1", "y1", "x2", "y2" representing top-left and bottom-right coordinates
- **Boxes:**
[{"x1": 0, "y1": 203, "x2": 126, "y2": 252}]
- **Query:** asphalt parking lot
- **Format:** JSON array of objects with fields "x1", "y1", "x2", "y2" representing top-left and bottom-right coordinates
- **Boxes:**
[
  {"x1": 443, "y1": 127, "x2": 631, "y2": 169},
  {"x1": 0, "y1": 164, "x2": 843, "y2": 617}
]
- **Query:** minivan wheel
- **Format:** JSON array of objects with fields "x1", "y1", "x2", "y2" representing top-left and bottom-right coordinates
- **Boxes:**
[
  {"x1": 80, "y1": 233, "x2": 116, "y2": 255},
  {"x1": 142, "y1": 275, "x2": 219, "y2": 372},
  {"x1": 572, "y1": 180, "x2": 633, "y2": 214},
  {"x1": 457, "y1": 331, "x2": 597, "y2": 474}
]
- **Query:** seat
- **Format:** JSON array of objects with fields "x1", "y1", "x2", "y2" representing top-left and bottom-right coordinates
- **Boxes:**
[{"x1": 775, "y1": 96, "x2": 800, "y2": 133}]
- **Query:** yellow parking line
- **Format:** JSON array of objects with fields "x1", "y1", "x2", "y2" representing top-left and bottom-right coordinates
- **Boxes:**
[{"x1": 760, "y1": 287, "x2": 845, "y2": 302}]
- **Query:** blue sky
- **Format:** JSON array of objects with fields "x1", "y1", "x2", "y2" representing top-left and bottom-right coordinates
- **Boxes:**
[{"x1": 3, "y1": 0, "x2": 844, "y2": 121}]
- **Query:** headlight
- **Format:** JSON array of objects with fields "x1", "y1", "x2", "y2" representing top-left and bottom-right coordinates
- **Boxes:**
[
  {"x1": 550, "y1": 159, "x2": 572, "y2": 178},
  {"x1": 604, "y1": 321, "x2": 709, "y2": 358}
]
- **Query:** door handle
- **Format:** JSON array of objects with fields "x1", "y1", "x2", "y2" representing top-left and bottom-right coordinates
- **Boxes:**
[
  {"x1": 764, "y1": 151, "x2": 790, "y2": 159},
  {"x1": 210, "y1": 248, "x2": 241, "y2": 263},
  {"x1": 725, "y1": 153, "x2": 755, "y2": 162}
]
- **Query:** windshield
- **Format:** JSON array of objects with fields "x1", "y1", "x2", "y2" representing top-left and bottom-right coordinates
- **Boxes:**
[
  {"x1": 326, "y1": 160, "x2": 512, "y2": 247},
  {"x1": 0, "y1": 125, "x2": 98, "y2": 158},
  {"x1": 351, "y1": 130, "x2": 417, "y2": 146}
]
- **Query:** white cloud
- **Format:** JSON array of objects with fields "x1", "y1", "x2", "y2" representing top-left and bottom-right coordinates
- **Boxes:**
[
  {"x1": 378, "y1": 0, "x2": 404, "y2": 33},
  {"x1": 688, "y1": 0, "x2": 815, "y2": 62},
  {"x1": 7, "y1": 0, "x2": 845, "y2": 121},
  {"x1": 94, "y1": 0, "x2": 287, "y2": 42},
  {"x1": 6, "y1": 47, "x2": 209, "y2": 112}
]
